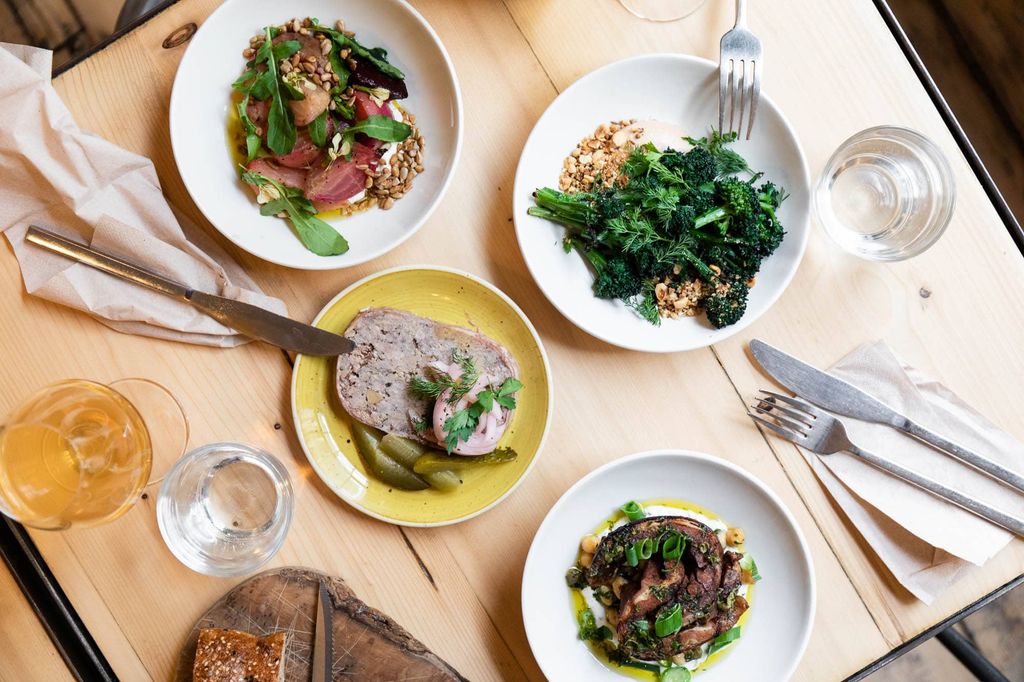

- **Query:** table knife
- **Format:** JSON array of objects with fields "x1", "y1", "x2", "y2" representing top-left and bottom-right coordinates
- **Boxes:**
[
  {"x1": 312, "y1": 580, "x2": 333, "y2": 682},
  {"x1": 25, "y1": 226, "x2": 353, "y2": 356},
  {"x1": 749, "y1": 338, "x2": 1024, "y2": 494}
]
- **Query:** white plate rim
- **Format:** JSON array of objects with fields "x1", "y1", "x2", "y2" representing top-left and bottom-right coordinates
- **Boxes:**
[
  {"x1": 168, "y1": 0, "x2": 465, "y2": 271},
  {"x1": 521, "y1": 448, "x2": 817, "y2": 681},
  {"x1": 290, "y1": 264, "x2": 554, "y2": 527},
  {"x1": 512, "y1": 53, "x2": 811, "y2": 352}
]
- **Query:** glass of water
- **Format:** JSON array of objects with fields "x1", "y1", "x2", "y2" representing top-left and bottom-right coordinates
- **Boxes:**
[
  {"x1": 814, "y1": 126, "x2": 956, "y2": 261},
  {"x1": 157, "y1": 442, "x2": 293, "y2": 577}
]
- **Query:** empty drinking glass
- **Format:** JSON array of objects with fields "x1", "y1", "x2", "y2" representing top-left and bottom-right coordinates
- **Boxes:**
[
  {"x1": 813, "y1": 126, "x2": 956, "y2": 261},
  {"x1": 157, "y1": 442, "x2": 293, "y2": 577}
]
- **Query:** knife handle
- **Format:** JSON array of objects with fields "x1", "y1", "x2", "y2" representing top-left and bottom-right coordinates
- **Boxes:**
[
  {"x1": 902, "y1": 418, "x2": 1024, "y2": 495},
  {"x1": 26, "y1": 226, "x2": 191, "y2": 300},
  {"x1": 850, "y1": 445, "x2": 1024, "y2": 537}
]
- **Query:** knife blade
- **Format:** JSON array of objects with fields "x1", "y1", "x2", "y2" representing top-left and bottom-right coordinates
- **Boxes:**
[
  {"x1": 312, "y1": 580, "x2": 333, "y2": 682},
  {"x1": 25, "y1": 225, "x2": 353, "y2": 356},
  {"x1": 749, "y1": 339, "x2": 900, "y2": 424},
  {"x1": 749, "y1": 338, "x2": 1024, "y2": 493}
]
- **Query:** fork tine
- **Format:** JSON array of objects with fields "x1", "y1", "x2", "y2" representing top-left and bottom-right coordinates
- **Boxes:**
[
  {"x1": 727, "y1": 60, "x2": 736, "y2": 134},
  {"x1": 758, "y1": 390, "x2": 820, "y2": 418},
  {"x1": 747, "y1": 412, "x2": 802, "y2": 442},
  {"x1": 752, "y1": 398, "x2": 813, "y2": 427},
  {"x1": 718, "y1": 58, "x2": 729, "y2": 133},
  {"x1": 745, "y1": 60, "x2": 760, "y2": 140},
  {"x1": 736, "y1": 60, "x2": 747, "y2": 138},
  {"x1": 750, "y1": 403, "x2": 809, "y2": 433}
]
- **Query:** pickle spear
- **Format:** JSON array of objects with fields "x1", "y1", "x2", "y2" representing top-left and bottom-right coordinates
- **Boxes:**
[
  {"x1": 413, "y1": 448, "x2": 518, "y2": 474},
  {"x1": 381, "y1": 434, "x2": 462, "y2": 492},
  {"x1": 351, "y1": 421, "x2": 428, "y2": 490}
]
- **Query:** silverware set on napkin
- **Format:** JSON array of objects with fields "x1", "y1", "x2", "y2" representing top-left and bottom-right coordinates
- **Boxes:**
[{"x1": 748, "y1": 339, "x2": 1024, "y2": 537}]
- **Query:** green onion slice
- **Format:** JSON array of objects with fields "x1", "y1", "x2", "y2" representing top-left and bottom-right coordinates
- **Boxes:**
[
  {"x1": 739, "y1": 554, "x2": 762, "y2": 582},
  {"x1": 654, "y1": 603, "x2": 683, "y2": 637},
  {"x1": 625, "y1": 544, "x2": 639, "y2": 567},
  {"x1": 662, "y1": 531, "x2": 686, "y2": 561},
  {"x1": 635, "y1": 537, "x2": 655, "y2": 561},
  {"x1": 660, "y1": 667, "x2": 692, "y2": 682},
  {"x1": 620, "y1": 500, "x2": 646, "y2": 521},
  {"x1": 707, "y1": 626, "x2": 741, "y2": 655}
]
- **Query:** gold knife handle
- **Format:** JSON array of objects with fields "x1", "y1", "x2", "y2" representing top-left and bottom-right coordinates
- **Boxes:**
[{"x1": 26, "y1": 225, "x2": 191, "y2": 300}]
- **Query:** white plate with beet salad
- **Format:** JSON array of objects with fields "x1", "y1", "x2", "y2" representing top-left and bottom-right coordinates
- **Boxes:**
[{"x1": 169, "y1": 0, "x2": 462, "y2": 270}]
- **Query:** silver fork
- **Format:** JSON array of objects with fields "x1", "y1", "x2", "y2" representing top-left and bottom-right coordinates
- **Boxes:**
[
  {"x1": 749, "y1": 390, "x2": 1024, "y2": 537},
  {"x1": 719, "y1": 0, "x2": 762, "y2": 140}
]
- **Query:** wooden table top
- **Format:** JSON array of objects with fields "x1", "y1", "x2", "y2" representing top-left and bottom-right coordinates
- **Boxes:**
[{"x1": 4, "y1": 0, "x2": 1024, "y2": 680}]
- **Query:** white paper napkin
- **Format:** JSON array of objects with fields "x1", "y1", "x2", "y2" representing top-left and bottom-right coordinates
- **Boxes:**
[
  {"x1": 0, "y1": 43, "x2": 287, "y2": 347},
  {"x1": 796, "y1": 341, "x2": 1024, "y2": 603}
]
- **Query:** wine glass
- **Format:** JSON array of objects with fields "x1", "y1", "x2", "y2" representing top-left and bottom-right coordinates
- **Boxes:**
[
  {"x1": 618, "y1": 0, "x2": 706, "y2": 22},
  {"x1": 0, "y1": 378, "x2": 188, "y2": 529}
]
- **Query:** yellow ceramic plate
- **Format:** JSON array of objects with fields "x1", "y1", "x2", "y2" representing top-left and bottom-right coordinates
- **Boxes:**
[{"x1": 291, "y1": 266, "x2": 553, "y2": 526}]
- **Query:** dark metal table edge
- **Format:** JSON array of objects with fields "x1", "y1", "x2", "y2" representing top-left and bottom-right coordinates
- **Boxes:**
[{"x1": 6, "y1": 1, "x2": 1023, "y2": 681}]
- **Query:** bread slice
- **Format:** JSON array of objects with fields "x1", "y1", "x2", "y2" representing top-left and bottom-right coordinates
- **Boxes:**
[{"x1": 192, "y1": 628, "x2": 287, "y2": 682}]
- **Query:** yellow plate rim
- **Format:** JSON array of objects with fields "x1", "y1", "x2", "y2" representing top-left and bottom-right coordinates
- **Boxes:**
[{"x1": 290, "y1": 264, "x2": 554, "y2": 527}]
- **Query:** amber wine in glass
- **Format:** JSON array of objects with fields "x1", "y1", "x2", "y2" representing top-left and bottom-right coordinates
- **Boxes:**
[{"x1": 0, "y1": 379, "x2": 182, "y2": 529}]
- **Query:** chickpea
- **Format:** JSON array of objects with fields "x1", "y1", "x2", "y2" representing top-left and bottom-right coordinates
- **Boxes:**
[
  {"x1": 580, "y1": 535, "x2": 599, "y2": 554},
  {"x1": 725, "y1": 527, "x2": 745, "y2": 546},
  {"x1": 579, "y1": 552, "x2": 594, "y2": 568},
  {"x1": 605, "y1": 608, "x2": 619, "y2": 628},
  {"x1": 671, "y1": 654, "x2": 688, "y2": 666},
  {"x1": 741, "y1": 569, "x2": 755, "y2": 585}
]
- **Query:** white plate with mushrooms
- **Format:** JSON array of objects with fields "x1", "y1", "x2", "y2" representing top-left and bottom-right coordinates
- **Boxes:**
[
  {"x1": 169, "y1": 0, "x2": 462, "y2": 269},
  {"x1": 522, "y1": 450, "x2": 815, "y2": 681}
]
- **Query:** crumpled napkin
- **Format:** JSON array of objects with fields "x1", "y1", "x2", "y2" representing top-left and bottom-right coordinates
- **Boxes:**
[
  {"x1": 0, "y1": 43, "x2": 287, "y2": 347},
  {"x1": 796, "y1": 341, "x2": 1024, "y2": 603}
]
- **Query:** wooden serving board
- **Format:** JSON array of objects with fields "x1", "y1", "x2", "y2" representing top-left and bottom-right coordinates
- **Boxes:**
[{"x1": 175, "y1": 567, "x2": 467, "y2": 681}]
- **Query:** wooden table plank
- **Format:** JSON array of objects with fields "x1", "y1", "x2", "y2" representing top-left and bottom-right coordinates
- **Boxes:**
[
  {"x1": 0, "y1": 561, "x2": 75, "y2": 682},
  {"x1": 1, "y1": 0, "x2": 1020, "y2": 681}
]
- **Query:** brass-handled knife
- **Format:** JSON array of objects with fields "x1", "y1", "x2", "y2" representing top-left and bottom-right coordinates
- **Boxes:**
[
  {"x1": 26, "y1": 225, "x2": 353, "y2": 356},
  {"x1": 312, "y1": 580, "x2": 333, "y2": 682}
]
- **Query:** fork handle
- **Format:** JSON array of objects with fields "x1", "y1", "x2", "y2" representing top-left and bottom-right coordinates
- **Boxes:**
[
  {"x1": 902, "y1": 418, "x2": 1024, "y2": 495},
  {"x1": 734, "y1": 0, "x2": 747, "y2": 27},
  {"x1": 850, "y1": 445, "x2": 1024, "y2": 537}
]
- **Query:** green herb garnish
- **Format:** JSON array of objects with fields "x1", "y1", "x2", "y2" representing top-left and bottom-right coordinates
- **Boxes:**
[
  {"x1": 311, "y1": 21, "x2": 406, "y2": 80},
  {"x1": 440, "y1": 376, "x2": 522, "y2": 453},
  {"x1": 654, "y1": 603, "x2": 683, "y2": 637},
  {"x1": 236, "y1": 29, "x2": 303, "y2": 156},
  {"x1": 620, "y1": 500, "x2": 646, "y2": 521},
  {"x1": 661, "y1": 531, "x2": 686, "y2": 561},
  {"x1": 239, "y1": 168, "x2": 348, "y2": 256},
  {"x1": 707, "y1": 626, "x2": 741, "y2": 655},
  {"x1": 739, "y1": 554, "x2": 762, "y2": 582},
  {"x1": 308, "y1": 109, "x2": 329, "y2": 147}
]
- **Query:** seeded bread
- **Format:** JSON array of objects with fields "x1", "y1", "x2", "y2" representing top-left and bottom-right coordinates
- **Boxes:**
[
  {"x1": 335, "y1": 307, "x2": 519, "y2": 443},
  {"x1": 192, "y1": 628, "x2": 286, "y2": 682}
]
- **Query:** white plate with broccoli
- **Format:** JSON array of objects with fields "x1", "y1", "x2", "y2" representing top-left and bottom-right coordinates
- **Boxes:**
[{"x1": 512, "y1": 54, "x2": 810, "y2": 352}]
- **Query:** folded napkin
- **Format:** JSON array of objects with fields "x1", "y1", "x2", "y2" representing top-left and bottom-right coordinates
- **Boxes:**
[
  {"x1": 0, "y1": 43, "x2": 287, "y2": 347},
  {"x1": 797, "y1": 341, "x2": 1024, "y2": 603}
]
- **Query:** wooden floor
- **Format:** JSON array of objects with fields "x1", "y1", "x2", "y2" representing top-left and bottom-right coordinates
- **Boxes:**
[{"x1": 1, "y1": 0, "x2": 1022, "y2": 680}]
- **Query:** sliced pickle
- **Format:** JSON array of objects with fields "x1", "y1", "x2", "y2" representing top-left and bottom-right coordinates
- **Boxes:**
[
  {"x1": 351, "y1": 421, "x2": 428, "y2": 490},
  {"x1": 382, "y1": 434, "x2": 461, "y2": 492}
]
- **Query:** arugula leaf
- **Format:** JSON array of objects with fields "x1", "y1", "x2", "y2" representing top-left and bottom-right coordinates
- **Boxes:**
[
  {"x1": 310, "y1": 22, "x2": 405, "y2": 80},
  {"x1": 343, "y1": 115, "x2": 411, "y2": 143},
  {"x1": 253, "y1": 27, "x2": 297, "y2": 156},
  {"x1": 239, "y1": 168, "x2": 348, "y2": 256},
  {"x1": 328, "y1": 50, "x2": 350, "y2": 90},
  {"x1": 236, "y1": 95, "x2": 261, "y2": 162},
  {"x1": 309, "y1": 109, "x2": 329, "y2": 147}
]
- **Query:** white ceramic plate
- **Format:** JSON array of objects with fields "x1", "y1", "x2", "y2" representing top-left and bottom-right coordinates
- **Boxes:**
[
  {"x1": 513, "y1": 54, "x2": 810, "y2": 352},
  {"x1": 169, "y1": 0, "x2": 462, "y2": 270},
  {"x1": 522, "y1": 450, "x2": 815, "y2": 682}
]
